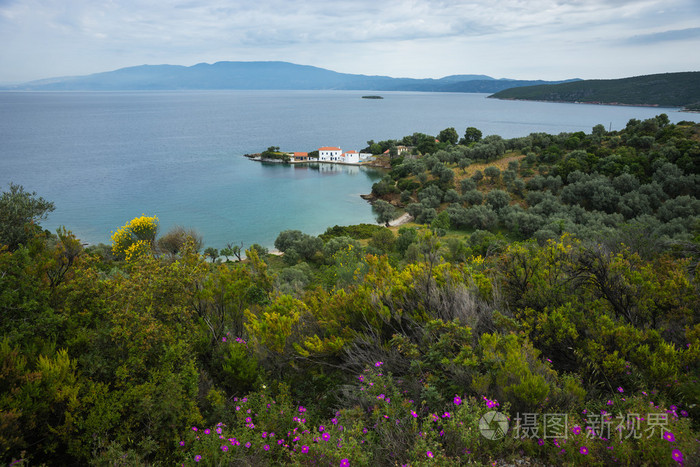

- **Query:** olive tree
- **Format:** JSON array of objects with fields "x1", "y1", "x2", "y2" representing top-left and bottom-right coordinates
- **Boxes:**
[
  {"x1": 373, "y1": 200, "x2": 397, "y2": 226},
  {"x1": 0, "y1": 183, "x2": 55, "y2": 250}
]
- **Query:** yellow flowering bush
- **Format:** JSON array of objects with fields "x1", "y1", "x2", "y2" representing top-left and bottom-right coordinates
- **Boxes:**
[{"x1": 111, "y1": 214, "x2": 159, "y2": 260}]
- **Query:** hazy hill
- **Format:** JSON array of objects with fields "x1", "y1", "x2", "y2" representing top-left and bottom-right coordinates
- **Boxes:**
[
  {"x1": 489, "y1": 71, "x2": 700, "y2": 108},
  {"x1": 3, "y1": 61, "x2": 575, "y2": 92}
]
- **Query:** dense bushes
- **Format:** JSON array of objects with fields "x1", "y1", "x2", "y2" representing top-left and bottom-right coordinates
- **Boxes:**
[{"x1": 2, "y1": 116, "x2": 699, "y2": 465}]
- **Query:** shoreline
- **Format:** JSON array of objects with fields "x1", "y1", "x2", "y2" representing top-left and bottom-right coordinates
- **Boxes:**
[
  {"x1": 388, "y1": 212, "x2": 413, "y2": 227},
  {"x1": 488, "y1": 96, "x2": 682, "y2": 110},
  {"x1": 247, "y1": 156, "x2": 373, "y2": 167}
]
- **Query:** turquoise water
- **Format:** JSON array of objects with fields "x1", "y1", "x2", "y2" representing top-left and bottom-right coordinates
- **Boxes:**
[{"x1": 1, "y1": 90, "x2": 698, "y2": 248}]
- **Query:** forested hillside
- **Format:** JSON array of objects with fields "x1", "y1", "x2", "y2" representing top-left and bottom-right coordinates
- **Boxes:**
[
  {"x1": 490, "y1": 72, "x2": 700, "y2": 109},
  {"x1": 1, "y1": 115, "x2": 699, "y2": 466}
]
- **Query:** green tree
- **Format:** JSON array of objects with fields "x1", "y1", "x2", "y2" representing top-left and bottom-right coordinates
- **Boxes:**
[
  {"x1": 156, "y1": 226, "x2": 203, "y2": 256},
  {"x1": 373, "y1": 200, "x2": 397, "y2": 226},
  {"x1": 0, "y1": 183, "x2": 55, "y2": 250},
  {"x1": 369, "y1": 228, "x2": 396, "y2": 253},
  {"x1": 430, "y1": 210, "x2": 451, "y2": 231},
  {"x1": 462, "y1": 189, "x2": 483, "y2": 206},
  {"x1": 484, "y1": 166, "x2": 501, "y2": 184},
  {"x1": 461, "y1": 126, "x2": 482, "y2": 145},
  {"x1": 204, "y1": 247, "x2": 219, "y2": 262},
  {"x1": 486, "y1": 189, "x2": 511, "y2": 211},
  {"x1": 220, "y1": 242, "x2": 243, "y2": 262},
  {"x1": 465, "y1": 205, "x2": 498, "y2": 230},
  {"x1": 438, "y1": 127, "x2": 459, "y2": 145}
]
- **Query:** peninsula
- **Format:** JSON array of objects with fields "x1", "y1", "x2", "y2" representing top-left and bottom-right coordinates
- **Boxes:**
[{"x1": 489, "y1": 71, "x2": 700, "y2": 109}]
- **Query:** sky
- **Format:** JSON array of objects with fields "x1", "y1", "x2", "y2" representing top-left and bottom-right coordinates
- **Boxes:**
[{"x1": 1, "y1": 0, "x2": 699, "y2": 83}]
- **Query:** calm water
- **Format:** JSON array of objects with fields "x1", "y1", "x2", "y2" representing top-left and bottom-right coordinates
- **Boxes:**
[{"x1": 1, "y1": 90, "x2": 698, "y2": 248}]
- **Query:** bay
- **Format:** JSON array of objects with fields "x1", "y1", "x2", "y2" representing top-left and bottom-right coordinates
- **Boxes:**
[{"x1": 1, "y1": 90, "x2": 698, "y2": 249}]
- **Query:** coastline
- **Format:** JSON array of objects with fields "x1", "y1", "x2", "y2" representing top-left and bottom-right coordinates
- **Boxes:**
[
  {"x1": 489, "y1": 96, "x2": 681, "y2": 109},
  {"x1": 388, "y1": 212, "x2": 413, "y2": 227},
  {"x1": 247, "y1": 156, "x2": 374, "y2": 167}
]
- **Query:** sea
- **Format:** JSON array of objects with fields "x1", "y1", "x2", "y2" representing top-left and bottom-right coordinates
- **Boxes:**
[{"x1": 1, "y1": 90, "x2": 699, "y2": 249}]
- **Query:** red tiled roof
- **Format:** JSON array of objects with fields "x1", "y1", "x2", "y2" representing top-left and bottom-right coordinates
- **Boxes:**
[
  {"x1": 294, "y1": 152, "x2": 308, "y2": 157},
  {"x1": 319, "y1": 147, "x2": 341, "y2": 151}
]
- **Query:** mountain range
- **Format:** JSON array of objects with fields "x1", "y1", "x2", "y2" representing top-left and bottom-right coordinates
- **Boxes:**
[{"x1": 2, "y1": 61, "x2": 577, "y2": 92}]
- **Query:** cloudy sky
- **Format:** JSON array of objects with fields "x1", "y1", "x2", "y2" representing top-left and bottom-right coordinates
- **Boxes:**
[{"x1": 1, "y1": 0, "x2": 698, "y2": 83}]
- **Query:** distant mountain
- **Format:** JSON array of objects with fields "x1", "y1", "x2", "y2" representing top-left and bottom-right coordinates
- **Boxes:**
[
  {"x1": 489, "y1": 72, "x2": 700, "y2": 108},
  {"x1": 2, "y1": 61, "x2": 576, "y2": 93}
]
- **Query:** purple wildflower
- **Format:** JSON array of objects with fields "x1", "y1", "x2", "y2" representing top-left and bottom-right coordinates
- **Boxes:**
[{"x1": 672, "y1": 449, "x2": 683, "y2": 464}]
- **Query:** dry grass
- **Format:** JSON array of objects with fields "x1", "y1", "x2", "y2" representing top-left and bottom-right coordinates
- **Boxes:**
[{"x1": 452, "y1": 152, "x2": 525, "y2": 182}]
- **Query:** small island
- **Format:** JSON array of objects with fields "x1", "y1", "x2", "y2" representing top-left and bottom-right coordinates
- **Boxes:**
[{"x1": 362, "y1": 95, "x2": 383, "y2": 99}]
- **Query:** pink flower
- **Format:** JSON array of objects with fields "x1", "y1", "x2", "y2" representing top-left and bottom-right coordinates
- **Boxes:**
[
  {"x1": 301, "y1": 445, "x2": 309, "y2": 453},
  {"x1": 572, "y1": 425, "x2": 581, "y2": 435},
  {"x1": 179, "y1": 440, "x2": 185, "y2": 447},
  {"x1": 617, "y1": 387, "x2": 623, "y2": 393},
  {"x1": 340, "y1": 459, "x2": 350, "y2": 467},
  {"x1": 672, "y1": 449, "x2": 683, "y2": 464},
  {"x1": 375, "y1": 361, "x2": 383, "y2": 367},
  {"x1": 664, "y1": 431, "x2": 676, "y2": 443},
  {"x1": 220, "y1": 445, "x2": 228, "y2": 452},
  {"x1": 580, "y1": 446, "x2": 589, "y2": 455},
  {"x1": 426, "y1": 451, "x2": 434, "y2": 458},
  {"x1": 453, "y1": 395, "x2": 462, "y2": 405},
  {"x1": 319, "y1": 425, "x2": 325, "y2": 432},
  {"x1": 222, "y1": 337, "x2": 227, "y2": 342},
  {"x1": 194, "y1": 455, "x2": 202, "y2": 462},
  {"x1": 264, "y1": 444, "x2": 270, "y2": 451},
  {"x1": 322, "y1": 432, "x2": 331, "y2": 441}
]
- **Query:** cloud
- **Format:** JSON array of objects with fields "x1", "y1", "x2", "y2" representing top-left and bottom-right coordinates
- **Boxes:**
[
  {"x1": 0, "y1": 0, "x2": 698, "y2": 82},
  {"x1": 625, "y1": 27, "x2": 700, "y2": 44}
]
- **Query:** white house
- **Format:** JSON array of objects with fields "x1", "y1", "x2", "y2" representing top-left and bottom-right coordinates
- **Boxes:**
[
  {"x1": 343, "y1": 150, "x2": 360, "y2": 164},
  {"x1": 319, "y1": 147, "x2": 343, "y2": 162}
]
